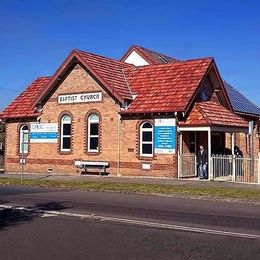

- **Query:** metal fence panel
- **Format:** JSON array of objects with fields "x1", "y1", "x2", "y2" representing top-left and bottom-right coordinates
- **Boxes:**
[
  {"x1": 212, "y1": 155, "x2": 259, "y2": 184},
  {"x1": 212, "y1": 155, "x2": 232, "y2": 181},
  {"x1": 179, "y1": 154, "x2": 197, "y2": 178}
]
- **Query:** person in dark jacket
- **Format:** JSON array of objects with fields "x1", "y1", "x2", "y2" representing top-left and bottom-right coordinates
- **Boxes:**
[
  {"x1": 197, "y1": 145, "x2": 208, "y2": 179},
  {"x1": 234, "y1": 145, "x2": 243, "y2": 177}
]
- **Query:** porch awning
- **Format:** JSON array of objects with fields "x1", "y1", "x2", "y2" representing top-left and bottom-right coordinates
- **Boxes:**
[{"x1": 179, "y1": 101, "x2": 248, "y2": 128}]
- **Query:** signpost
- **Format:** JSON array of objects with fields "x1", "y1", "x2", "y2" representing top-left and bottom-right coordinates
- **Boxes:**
[
  {"x1": 154, "y1": 118, "x2": 176, "y2": 154},
  {"x1": 21, "y1": 131, "x2": 24, "y2": 183}
]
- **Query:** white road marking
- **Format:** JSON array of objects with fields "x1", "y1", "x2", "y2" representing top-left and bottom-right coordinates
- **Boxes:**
[
  {"x1": 41, "y1": 213, "x2": 58, "y2": 218},
  {"x1": 0, "y1": 204, "x2": 260, "y2": 240}
]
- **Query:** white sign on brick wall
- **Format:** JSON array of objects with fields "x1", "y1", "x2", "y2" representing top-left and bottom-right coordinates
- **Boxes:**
[{"x1": 58, "y1": 92, "x2": 102, "y2": 104}]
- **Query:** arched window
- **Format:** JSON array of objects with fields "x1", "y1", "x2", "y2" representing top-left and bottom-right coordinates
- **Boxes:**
[
  {"x1": 88, "y1": 114, "x2": 99, "y2": 152},
  {"x1": 140, "y1": 122, "x2": 153, "y2": 157},
  {"x1": 60, "y1": 115, "x2": 71, "y2": 151},
  {"x1": 20, "y1": 125, "x2": 29, "y2": 154}
]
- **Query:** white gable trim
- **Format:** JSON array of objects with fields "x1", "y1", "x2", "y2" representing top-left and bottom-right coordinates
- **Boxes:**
[{"x1": 124, "y1": 50, "x2": 149, "y2": 66}]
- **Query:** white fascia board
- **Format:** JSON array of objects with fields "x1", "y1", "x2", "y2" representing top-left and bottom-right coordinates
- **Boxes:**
[{"x1": 177, "y1": 126, "x2": 211, "y2": 132}]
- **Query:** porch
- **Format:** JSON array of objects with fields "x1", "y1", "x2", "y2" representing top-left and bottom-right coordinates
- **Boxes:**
[{"x1": 178, "y1": 126, "x2": 260, "y2": 184}]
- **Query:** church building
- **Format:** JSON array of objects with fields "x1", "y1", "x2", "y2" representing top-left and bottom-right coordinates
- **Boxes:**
[{"x1": 1, "y1": 45, "x2": 258, "y2": 178}]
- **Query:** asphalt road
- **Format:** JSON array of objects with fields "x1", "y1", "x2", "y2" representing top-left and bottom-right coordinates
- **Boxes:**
[{"x1": 0, "y1": 185, "x2": 260, "y2": 259}]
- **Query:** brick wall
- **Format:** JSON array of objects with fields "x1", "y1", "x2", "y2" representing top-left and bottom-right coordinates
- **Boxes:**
[
  {"x1": 4, "y1": 64, "x2": 177, "y2": 177},
  {"x1": 225, "y1": 129, "x2": 259, "y2": 157},
  {"x1": 119, "y1": 117, "x2": 177, "y2": 177}
]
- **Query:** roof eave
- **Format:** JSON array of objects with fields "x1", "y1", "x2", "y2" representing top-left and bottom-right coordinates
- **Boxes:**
[
  {"x1": 183, "y1": 59, "x2": 214, "y2": 116},
  {"x1": 212, "y1": 61, "x2": 233, "y2": 112},
  {"x1": 34, "y1": 50, "x2": 125, "y2": 107},
  {"x1": 235, "y1": 111, "x2": 260, "y2": 119},
  {"x1": 1, "y1": 114, "x2": 38, "y2": 121},
  {"x1": 120, "y1": 109, "x2": 179, "y2": 116}
]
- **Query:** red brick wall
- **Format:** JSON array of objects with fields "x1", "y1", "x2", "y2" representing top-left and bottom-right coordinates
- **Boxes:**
[
  {"x1": 4, "y1": 64, "x2": 177, "y2": 177},
  {"x1": 225, "y1": 129, "x2": 260, "y2": 157}
]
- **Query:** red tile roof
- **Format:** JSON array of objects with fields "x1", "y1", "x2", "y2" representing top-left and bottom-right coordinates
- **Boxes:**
[
  {"x1": 0, "y1": 77, "x2": 51, "y2": 119},
  {"x1": 34, "y1": 49, "x2": 134, "y2": 107},
  {"x1": 179, "y1": 101, "x2": 248, "y2": 127},
  {"x1": 0, "y1": 48, "x2": 230, "y2": 122},
  {"x1": 121, "y1": 58, "x2": 213, "y2": 114},
  {"x1": 121, "y1": 45, "x2": 179, "y2": 64},
  {"x1": 75, "y1": 49, "x2": 134, "y2": 100}
]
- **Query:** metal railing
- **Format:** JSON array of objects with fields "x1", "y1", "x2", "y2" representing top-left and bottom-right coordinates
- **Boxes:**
[
  {"x1": 178, "y1": 153, "x2": 197, "y2": 178},
  {"x1": 211, "y1": 155, "x2": 260, "y2": 184}
]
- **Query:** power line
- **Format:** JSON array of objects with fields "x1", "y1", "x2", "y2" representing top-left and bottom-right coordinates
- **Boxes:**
[{"x1": 0, "y1": 86, "x2": 20, "y2": 92}]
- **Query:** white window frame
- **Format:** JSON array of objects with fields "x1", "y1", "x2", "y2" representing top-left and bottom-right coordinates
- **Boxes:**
[
  {"x1": 140, "y1": 122, "x2": 153, "y2": 157},
  {"x1": 60, "y1": 115, "x2": 72, "y2": 152},
  {"x1": 19, "y1": 125, "x2": 29, "y2": 154},
  {"x1": 88, "y1": 114, "x2": 99, "y2": 152}
]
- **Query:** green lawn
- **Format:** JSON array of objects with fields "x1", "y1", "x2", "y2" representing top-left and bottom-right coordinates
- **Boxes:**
[{"x1": 0, "y1": 177, "x2": 259, "y2": 201}]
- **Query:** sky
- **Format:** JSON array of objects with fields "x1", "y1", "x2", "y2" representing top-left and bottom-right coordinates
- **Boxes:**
[{"x1": 0, "y1": 0, "x2": 259, "y2": 111}]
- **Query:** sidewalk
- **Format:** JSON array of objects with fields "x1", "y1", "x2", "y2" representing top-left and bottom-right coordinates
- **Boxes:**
[{"x1": 0, "y1": 172, "x2": 259, "y2": 191}]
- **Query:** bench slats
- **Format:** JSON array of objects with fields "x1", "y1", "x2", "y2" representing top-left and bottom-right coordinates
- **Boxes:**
[{"x1": 75, "y1": 160, "x2": 109, "y2": 176}]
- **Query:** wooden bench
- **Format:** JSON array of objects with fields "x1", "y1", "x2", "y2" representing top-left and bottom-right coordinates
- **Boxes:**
[{"x1": 75, "y1": 160, "x2": 109, "y2": 176}]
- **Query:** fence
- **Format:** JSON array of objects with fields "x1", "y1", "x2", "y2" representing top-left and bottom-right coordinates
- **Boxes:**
[
  {"x1": 211, "y1": 155, "x2": 260, "y2": 184},
  {"x1": 178, "y1": 153, "x2": 260, "y2": 184},
  {"x1": 178, "y1": 153, "x2": 197, "y2": 178}
]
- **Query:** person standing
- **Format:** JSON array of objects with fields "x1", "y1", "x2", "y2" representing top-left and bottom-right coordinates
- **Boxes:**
[{"x1": 197, "y1": 145, "x2": 208, "y2": 179}]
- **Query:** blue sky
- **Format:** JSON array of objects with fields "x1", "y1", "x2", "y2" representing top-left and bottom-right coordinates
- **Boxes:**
[{"x1": 0, "y1": 0, "x2": 259, "y2": 111}]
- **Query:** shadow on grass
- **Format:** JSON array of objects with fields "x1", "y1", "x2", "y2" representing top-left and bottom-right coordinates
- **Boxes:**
[{"x1": 0, "y1": 201, "x2": 72, "y2": 232}]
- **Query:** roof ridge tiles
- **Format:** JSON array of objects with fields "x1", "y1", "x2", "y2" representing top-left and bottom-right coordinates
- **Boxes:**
[
  {"x1": 73, "y1": 48, "x2": 135, "y2": 67},
  {"x1": 133, "y1": 45, "x2": 180, "y2": 62},
  {"x1": 195, "y1": 102, "x2": 212, "y2": 124},
  {"x1": 183, "y1": 57, "x2": 214, "y2": 62},
  {"x1": 126, "y1": 56, "x2": 213, "y2": 70},
  {"x1": 36, "y1": 76, "x2": 53, "y2": 80}
]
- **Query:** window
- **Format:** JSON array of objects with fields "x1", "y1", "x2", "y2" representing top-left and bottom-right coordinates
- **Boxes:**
[
  {"x1": 140, "y1": 122, "x2": 153, "y2": 157},
  {"x1": 88, "y1": 114, "x2": 99, "y2": 152},
  {"x1": 60, "y1": 115, "x2": 71, "y2": 151},
  {"x1": 20, "y1": 125, "x2": 29, "y2": 154}
]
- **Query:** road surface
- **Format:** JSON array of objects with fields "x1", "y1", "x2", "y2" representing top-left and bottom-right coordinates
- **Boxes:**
[{"x1": 0, "y1": 185, "x2": 259, "y2": 259}]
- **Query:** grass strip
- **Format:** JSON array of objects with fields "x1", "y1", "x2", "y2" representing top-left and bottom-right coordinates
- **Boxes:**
[{"x1": 0, "y1": 177, "x2": 259, "y2": 201}]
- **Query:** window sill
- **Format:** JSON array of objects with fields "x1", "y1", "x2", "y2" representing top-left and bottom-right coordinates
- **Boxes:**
[
  {"x1": 85, "y1": 151, "x2": 101, "y2": 156},
  {"x1": 18, "y1": 153, "x2": 29, "y2": 156},
  {"x1": 137, "y1": 155, "x2": 154, "y2": 161},
  {"x1": 59, "y1": 151, "x2": 72, "y2": 155}
]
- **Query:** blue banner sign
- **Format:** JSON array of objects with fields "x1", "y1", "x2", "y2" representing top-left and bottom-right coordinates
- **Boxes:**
[
  {"x1": 30, "y1": 132, "x2": 58, "y2": 139},
  {"x1": 30, "y1": 123, "x2": 58, "y2": 143},
  {"x1": 155, "y1": 119, "x2": 176, "y2": 154}
]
